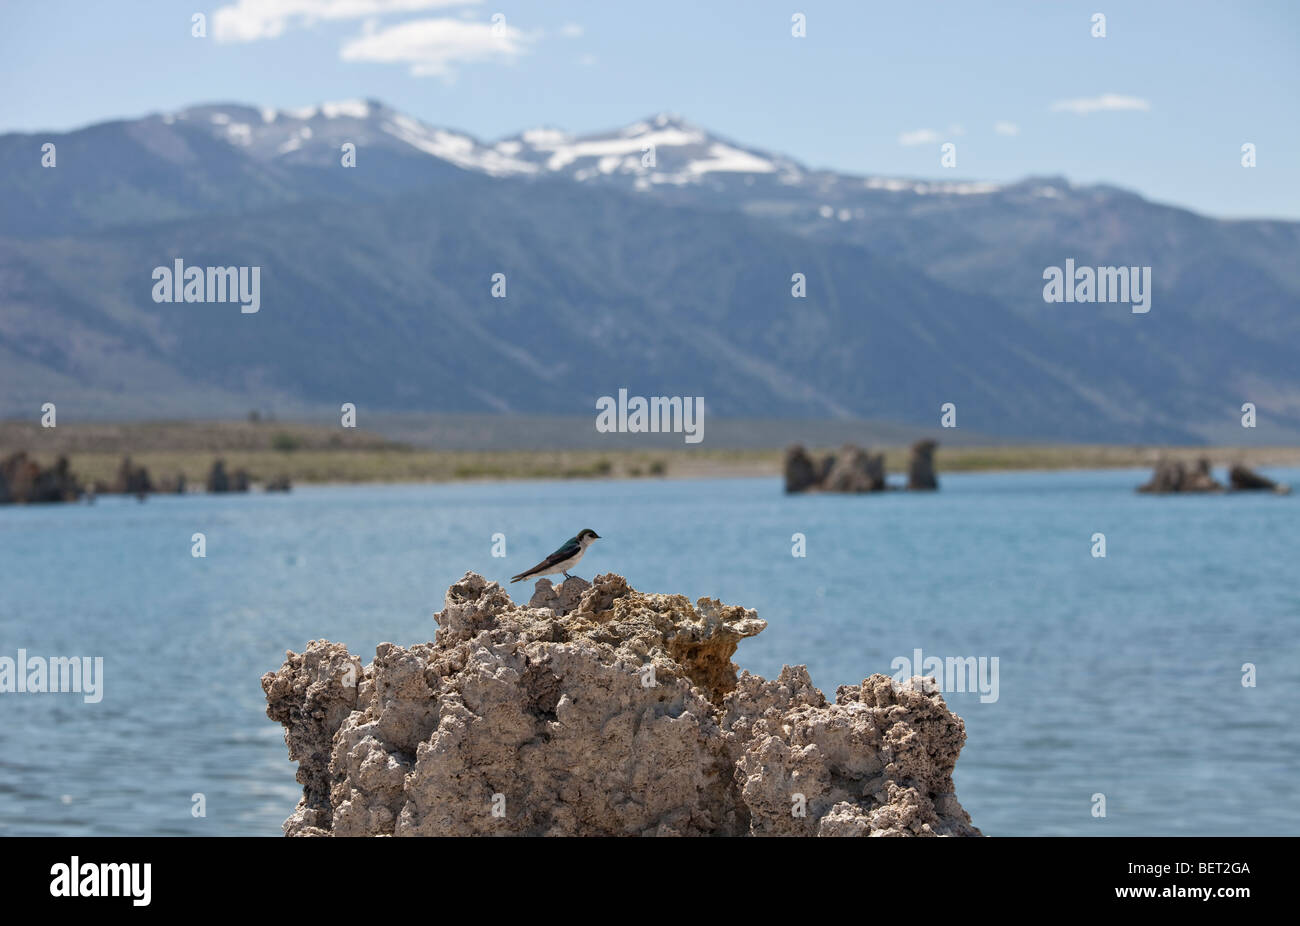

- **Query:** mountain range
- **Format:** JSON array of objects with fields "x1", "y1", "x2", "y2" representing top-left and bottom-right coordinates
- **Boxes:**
[{"x1": 2, "y1": 100, "x2": 1298, "y2": 443}]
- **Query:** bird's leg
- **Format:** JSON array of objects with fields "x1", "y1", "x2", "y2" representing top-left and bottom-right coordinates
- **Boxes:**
[{"x1": 563, "y1": 571, "x2": 572, "y2": 579}]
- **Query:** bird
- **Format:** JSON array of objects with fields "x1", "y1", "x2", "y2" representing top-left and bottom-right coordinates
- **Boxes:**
[{"x1": 510, "y1": 529, "x2": 601, "y2": 583}]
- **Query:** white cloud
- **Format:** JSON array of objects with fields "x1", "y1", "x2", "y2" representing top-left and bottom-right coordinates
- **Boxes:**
[
  {"x1": 1049, "y1": 93, "x2": 1151, "y2": 115},
  {"x1": 577, "y1": 53, "x2": 598, "y2": 67},
  {"x1": 994, "y1": 121, "x2": 1020, "y2": 136},
  {"x1": 558, "y1": 23, "x2": 584, "y2": 38},
  {"x1": 340, "y1": 17, "x2": 529, "y2": 77},
  {"x1": 213, "y1": 0, "x2": 476, "y2": 43},
  {"x1": 898, "y1": 129, "x2": 942, "y2": 146}
]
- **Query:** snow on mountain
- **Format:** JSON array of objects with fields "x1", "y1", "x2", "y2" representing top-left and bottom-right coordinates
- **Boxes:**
[
  {"x1": 494, "y1": 112, "x2": 806, "y2": 187},
  {"x1": 166, "y1": 99, "x2": 537, "y2": 176},
  {"x1": 158, "y1": 100, "x2": 1005, "y2": 200}
]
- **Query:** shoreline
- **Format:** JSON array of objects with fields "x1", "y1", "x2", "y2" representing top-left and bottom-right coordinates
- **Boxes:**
[
  {"x1": 6, "y1": 418, "x2": 1300, "y2": 489},
  {"x1": 6, "y1": 445, "x2": 1300, "y2": 490}
]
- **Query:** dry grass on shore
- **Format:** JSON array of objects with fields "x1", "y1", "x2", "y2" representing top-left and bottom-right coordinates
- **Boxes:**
[{"x1": 4, "y1": 420, "x2": 1300, "y2": 486}]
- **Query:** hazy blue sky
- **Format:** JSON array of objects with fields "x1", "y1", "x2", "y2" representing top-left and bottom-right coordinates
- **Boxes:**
[{"x1": 2, "y1": 0, "x2": 1297, "y2": 218}]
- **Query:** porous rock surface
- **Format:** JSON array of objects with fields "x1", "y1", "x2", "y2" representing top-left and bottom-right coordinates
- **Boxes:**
[{"x1": 262, "y1": 572, "x2": 981, "y2": 837}]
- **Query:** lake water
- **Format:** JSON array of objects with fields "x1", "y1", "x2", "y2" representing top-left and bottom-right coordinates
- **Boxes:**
[{"x1": 2, "y1": 468, "x2": 1297, "y2": 836}]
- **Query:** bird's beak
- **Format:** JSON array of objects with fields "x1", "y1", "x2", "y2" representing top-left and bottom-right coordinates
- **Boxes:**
[{"x1": 592, "y1": 533, "x2": 601, "y2": 539}]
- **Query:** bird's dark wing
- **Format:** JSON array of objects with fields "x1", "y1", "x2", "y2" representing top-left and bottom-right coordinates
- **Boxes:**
[{"x1": 510, "y1": 537, "x2": 581, "y2": 582}]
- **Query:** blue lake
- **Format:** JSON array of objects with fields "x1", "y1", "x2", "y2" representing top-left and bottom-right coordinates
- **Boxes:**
[{"x1": 1, "y1": 468, "x2": 1297, "y2": 836}]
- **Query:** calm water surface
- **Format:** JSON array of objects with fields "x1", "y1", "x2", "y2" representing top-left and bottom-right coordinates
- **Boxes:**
[{"x1": 2, "y1": 468, "x2": 1297, "y2": 835}]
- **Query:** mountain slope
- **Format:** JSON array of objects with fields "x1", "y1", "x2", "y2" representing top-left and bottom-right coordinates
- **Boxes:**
[
  {"x1": 0, "y1": 178, "x2": 1118, "y2": 435},
  {"x1": 1, "y1": 101, "x2": 1297, "y2": 442}
]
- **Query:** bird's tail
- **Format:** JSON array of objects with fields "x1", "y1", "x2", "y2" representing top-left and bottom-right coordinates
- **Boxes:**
[{"x1": 509, "y1": 573, "x2": 527, "y2": 584}]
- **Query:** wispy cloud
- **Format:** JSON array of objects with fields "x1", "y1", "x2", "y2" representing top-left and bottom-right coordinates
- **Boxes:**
[
  {"x1": 558, "y1": 23, "x2": 584, "y2": 38},
  {"x1": 213, "y1": 0, "x2": 477, "y2": 43},
  {"x1": 994, "y1": 121, "x2": 1020, "y2": 136},
  {"x1": 1049, "y1": 93, "x2": 1151, "y2": 115},
  {"x1": 898, "y1": 128, "x2": 942, "y2": 146},
  {"x1": 340, "y1": 17, "x2": 529, "y2": 78}
]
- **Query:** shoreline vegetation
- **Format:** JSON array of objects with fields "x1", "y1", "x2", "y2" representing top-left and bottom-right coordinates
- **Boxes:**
[{"x1": 3, "y1": 419, "x2": 1300, "y2": 489}]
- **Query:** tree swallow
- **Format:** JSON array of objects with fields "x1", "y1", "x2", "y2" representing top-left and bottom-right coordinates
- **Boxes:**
[{"x1": 510, "y1": 529, "x2": 601, "y2": 583}]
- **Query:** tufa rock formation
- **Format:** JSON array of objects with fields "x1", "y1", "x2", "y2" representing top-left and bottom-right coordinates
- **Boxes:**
[
  {"x1": 262, "y1": 572, "x2": 981, "y2": 837},
  {"x1": 1138, "y1": 459, "x2": 1290, "y2": 494},
  {"x1": 783, "y1": 445, "x2": 820, "y2": 493},
  {"x1": 525, "y1": 576, "x2": 591, "y2": 615},
  {"x1": 111, "y1": 455, "x2": 153, "y2": 496},
  {"x1": 1228, "y1": 464, "x2": 1291, "y2": 494},
  {"x1": 1137, "y1": 458, "x2": 1222, "y2": 493},
  {"x1": 0, "y1": 452, "x2": 83, "y2": 504},
  {"x1": 907, "y1": 440, "x2": 939, "y2": 490},
  {"x1": 784, "y1": 442, "x2": 938, "y2": 493},
  {"x1": 822, "y1": 445, "x2": 886, "y2": 492},
  {"x1": 206, "y1": 458, "x2": 250, "y2": 493}
]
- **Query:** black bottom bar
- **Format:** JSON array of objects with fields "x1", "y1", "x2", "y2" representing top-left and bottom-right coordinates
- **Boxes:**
[{"x1": 6, "y1": 836, "x2": 1283, "y2": 913}]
